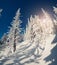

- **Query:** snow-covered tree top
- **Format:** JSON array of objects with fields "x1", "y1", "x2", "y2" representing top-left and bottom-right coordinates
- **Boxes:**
[{"x1": 11, "y1": 9, "x2": 22, "y2": 29}]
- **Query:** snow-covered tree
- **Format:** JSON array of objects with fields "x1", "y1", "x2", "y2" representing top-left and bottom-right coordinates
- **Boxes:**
[
  {"x1": 41, "y1": 7, "x2": 57, "y2": 65},
  {"x1": 24, "y1": 15, "x2": 44, "y2": 57},
  {"x1": 53, "y1": 7, "x2": 57, "y2": 33},
  {"x1": 6, "y1": 9, "x2": 22, "y2": 52},
  {"x1": 24, "y1": 17, "x2": 35, "y2": 43},
  {"x1": 24, "y1": 9, "x2": 55, "y2": 58}
]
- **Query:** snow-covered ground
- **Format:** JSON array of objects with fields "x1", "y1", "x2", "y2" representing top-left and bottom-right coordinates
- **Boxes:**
[{"x1": 0, "y1": 34, "x2": 57, "y2": 65}]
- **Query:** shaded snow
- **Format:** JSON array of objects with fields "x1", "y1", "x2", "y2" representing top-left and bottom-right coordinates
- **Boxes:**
[{"x1": 0, "y1": 34, "x2": 56, "y2": 65}]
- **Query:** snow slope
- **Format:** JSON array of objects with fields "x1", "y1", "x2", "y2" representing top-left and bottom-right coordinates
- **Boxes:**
[{"x1": 0, "y1": 34, "x2": 56, "y2": 65}]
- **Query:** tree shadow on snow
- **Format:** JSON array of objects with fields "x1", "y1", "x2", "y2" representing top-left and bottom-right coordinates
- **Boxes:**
[{"x1": 0, "y1": 45, "x2": 41, "y2": 65}]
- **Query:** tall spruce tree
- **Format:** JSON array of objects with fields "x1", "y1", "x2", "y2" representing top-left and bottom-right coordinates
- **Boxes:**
[
  {"x1": 24, "y1": 9, "x2": 55, "y2": 58},
  {"x1": 7, "y1": 9, "x2": 22, "y2": 52}
]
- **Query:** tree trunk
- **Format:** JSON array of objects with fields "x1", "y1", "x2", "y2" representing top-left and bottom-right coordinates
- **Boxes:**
[{"x1": 13, "y1": 29, "x2": 17, "y2": 52}]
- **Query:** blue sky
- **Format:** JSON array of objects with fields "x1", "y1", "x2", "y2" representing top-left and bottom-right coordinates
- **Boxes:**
[{"x1": 0, "y1": 0, "x2": 57, "y2": 38}]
